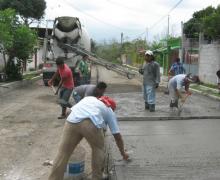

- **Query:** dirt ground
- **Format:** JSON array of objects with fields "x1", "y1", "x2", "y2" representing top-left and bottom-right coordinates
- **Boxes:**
[{"x1": 0, "y1": 65, "x2": 141, "y2": 180}]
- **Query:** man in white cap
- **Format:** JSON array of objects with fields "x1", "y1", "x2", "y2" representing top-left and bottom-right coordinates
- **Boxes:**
[
  {"x1": 141, "y1": 50, "x2": 160, "y2": 112},
  {"x1": 48, "y1": 96, "x2": 129, "y2": 180},
  {"x1": 168, "y1": 74, "x2": 194, "y2": 108}
]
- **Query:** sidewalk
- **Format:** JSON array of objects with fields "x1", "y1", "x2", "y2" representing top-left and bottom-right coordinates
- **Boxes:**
[{"x1": 0, "y1": 72, "x2": 41, "y2": 95}]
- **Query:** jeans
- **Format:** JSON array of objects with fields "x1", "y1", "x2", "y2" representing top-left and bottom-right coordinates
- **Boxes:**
[
  {"x1": 59, "y1": 87, "x2": 73, "y2": 115},
  {"x1": 143, "y1": 84, "x2": 156, "y2": 104},
  {"x1": 168, "y1": 81, "x2": 178, "y2": 103},
  {"x1": 72, "y1": 91, "x2": 82, "y2": 103},
  {"x1": 80, "y1": 76, "x2": 89, "y2": 85},
  {"x1": 48, "y1": 120, "x2": 105, "y2": 180}
]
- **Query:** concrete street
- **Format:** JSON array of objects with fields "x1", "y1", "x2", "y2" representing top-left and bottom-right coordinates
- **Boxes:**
[
  {"x1": 109, "y1": 119, "x2": 220, "y2": 180},
  {"x1": 0, "y1": 65, "x2": 220, "y2": 180}
]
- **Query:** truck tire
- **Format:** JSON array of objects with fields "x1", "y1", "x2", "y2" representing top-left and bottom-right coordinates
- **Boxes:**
[{"x1": 43, "y1": 80, "x2": 49, "y2": 86}]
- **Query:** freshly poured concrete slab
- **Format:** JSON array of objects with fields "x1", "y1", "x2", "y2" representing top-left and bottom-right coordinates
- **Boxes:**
[
  {"x1": 109, "y1": 91, "x2": 220, "y2": 120},
  {"x1": 109, "y1": 120, "x2": 220, "y2": 180}
]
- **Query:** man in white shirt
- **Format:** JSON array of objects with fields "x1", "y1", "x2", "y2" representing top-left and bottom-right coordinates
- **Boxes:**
[
  {"x1": 217, "y1": 70, "x2": 220, "y2": 94},
  {"x1": 168, "y1": 74, "x2": 193, "y2": 108},
  {"x1": 48, "y1": 96, "x2": 129, "y2": 180}
]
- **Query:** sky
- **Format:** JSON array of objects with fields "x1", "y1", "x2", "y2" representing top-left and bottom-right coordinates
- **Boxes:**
[{"x1": 42, "y1": 0, "x2": 220, "y2": 43}]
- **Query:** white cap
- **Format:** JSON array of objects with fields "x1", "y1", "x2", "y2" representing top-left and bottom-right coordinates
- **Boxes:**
[
  {"x1": 145, "y1": 50, "x2": 153, "y2": 56},
  {"x1": 186, "y1": 73, "x2": 196, "y2": 83}
]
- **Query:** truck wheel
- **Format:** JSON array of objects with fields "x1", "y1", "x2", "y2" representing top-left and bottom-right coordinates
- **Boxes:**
[{"x1": 43, "y1": 80, "x2": 49, "y2": 86}]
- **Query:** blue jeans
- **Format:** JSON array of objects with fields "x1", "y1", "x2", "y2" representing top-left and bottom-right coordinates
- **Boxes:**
[
  {"x1": 72, "y1": 91, "x2": 82, "y2": 103},
  {"x1": 59, "y1": 87, "x2": 73, "y2": 107},
  {"x1": 143, "y1": 84, "x2": 156, "y2": 104}
]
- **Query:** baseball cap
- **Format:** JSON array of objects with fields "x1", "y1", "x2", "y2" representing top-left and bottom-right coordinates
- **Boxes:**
[
  {"x1": 186, "y1": 73, "x2": 198, "y2": 83},
  {"x1": 145, "y1": 50, "x2": 153, "y2": 56},
  {"x1": 99, "y1": 96, "x2": 116, "y2": 111}
]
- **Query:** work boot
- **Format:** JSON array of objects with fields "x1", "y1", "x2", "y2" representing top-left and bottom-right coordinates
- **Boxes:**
[
  {"x1": 145, "y1": 102, "x2": 149, "y2": 110},
  {"x1": 174, "y1": 100, "x2": 178, "y2": 108},
  {"x1": 149, "y1": 104, "x2": 155, "y2": 112},
  {"x1": 170, "y1": 100, "x2": 178, "y2": 108}
]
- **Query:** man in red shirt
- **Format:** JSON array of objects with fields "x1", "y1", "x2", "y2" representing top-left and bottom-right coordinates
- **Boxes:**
[{"x1": 48, "y1": 57, "x2": 74, "y2": 119}]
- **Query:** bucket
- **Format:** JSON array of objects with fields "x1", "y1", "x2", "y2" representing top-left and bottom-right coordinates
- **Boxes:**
[{"x1": 64, "y1": 145, "x2": 86, "y2": 180}]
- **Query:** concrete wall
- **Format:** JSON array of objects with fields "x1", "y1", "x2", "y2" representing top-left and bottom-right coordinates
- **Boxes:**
[
  {"x1": 0, "y1": 46, "x2": 44, "y2": 72},
  {"x1": 27, "y1": 47, "x2": 44, "y2": 70},
  {"x1": 199, "y1": 44, "x2": 220, "y2": 84}
]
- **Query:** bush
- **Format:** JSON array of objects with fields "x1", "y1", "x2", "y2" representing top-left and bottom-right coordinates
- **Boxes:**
[
  {"x1": 38, "y1": 63, "x2": 43, "y2": 69},
  {"x1": 29, "y1": 67, "x2": 35, "y2": 71}
]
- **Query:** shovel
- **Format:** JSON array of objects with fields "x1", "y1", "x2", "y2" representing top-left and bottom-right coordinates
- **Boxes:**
[
  {"x1": 177, "y1": 94, "x2": 190, "y2": 116},
  {"x1": 50, "y1": 85, "x2": 56, "y2": 94}
]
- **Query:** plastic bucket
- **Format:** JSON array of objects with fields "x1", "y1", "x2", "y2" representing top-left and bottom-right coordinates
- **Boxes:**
[{"x1": 64, "y1": 145, "x2": 86, "y2": 180}]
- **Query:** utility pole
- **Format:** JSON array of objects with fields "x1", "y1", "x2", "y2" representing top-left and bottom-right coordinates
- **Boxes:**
[
  {"x1": 145, "y1": 27, "x2": 148, "y2": 45},
  {"x1": 120, "y1": 32, "x2": 123, "y2": 46},
  {"x1": 181, "y1": 21, "x2": 184, "y2": 63},
  {"x1": 120, "y1": 32, "x2": 124, "y2": 65},
  {"x1": 167, "y1": 15, "x2": 170, "y2": 38},
  {"x1": 166, "y1": 15, "x2": 170, "y2": 75}
]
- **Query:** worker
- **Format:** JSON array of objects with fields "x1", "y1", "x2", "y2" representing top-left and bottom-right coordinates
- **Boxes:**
[
  {"x1": 164, "y1": 57, "x2": 186, "y2": 95},
  {"x1": 217, "y1": 70, "x2": 220, "y2": 94},
  {"x1": 140, "y1": 50, "x2": 160, "y2": 112},
  {"x1": 168, "y1": 74, "x2": 195, "y2": 108},
  {"x1": 168, "y1": 57, "x2": 186, "y2": 77},
  {"x1": 48, "y1": 96, "x2": 129, "y2": 180},
  {"x1": 78, "y1": 54, "x2": 90, "y2": 85},
  {"x1": 48, "y1": 57, "x2": 74, "y2": 119},
  {"x1": 72, "y1": 81, "x2": 107, "y2": 103}
]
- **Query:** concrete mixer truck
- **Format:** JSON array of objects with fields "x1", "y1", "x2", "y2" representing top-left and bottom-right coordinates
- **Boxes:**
[{"x1": 42, "y1": 16, "x2": 91, "y2": 86}]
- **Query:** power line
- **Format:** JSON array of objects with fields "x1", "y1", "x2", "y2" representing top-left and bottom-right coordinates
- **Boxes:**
[
  {"x1": 63, "y1": 0, "x2": 135, "y2": 32},
  {"x1": 149, "y1": 0, "x2": 183, "y2": 30},
  {"x1": 105, "y1": 0, "x2": 145, "y2": 13},
  {"x1": 132, "y1": 0, "x2": 184, "y2": 40}
]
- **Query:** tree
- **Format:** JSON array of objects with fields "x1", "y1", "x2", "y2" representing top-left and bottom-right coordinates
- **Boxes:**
[
  {"x1": 0, "y1": 9, "x2": 37, "y2": 80},
  {"x1": 183, "y1": 5, "x2": 220, "y2": 40},
  {"x1": 0, "y1": 0, "x2": 46, "y2": 24},
  {"x1": 203, "y1": 6, "x2": 220, "y2": 40}
]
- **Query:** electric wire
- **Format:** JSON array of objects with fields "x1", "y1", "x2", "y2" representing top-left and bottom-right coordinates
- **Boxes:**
[
  {"x1": 149, "y1": 0, "x2": 183, "y2": 30},
  {"x1": 63, "y1": 0, "x2": 135, "y2": 31},
  {"x1": 133, "y1": 0, "x2": 184, "y2": 40}
]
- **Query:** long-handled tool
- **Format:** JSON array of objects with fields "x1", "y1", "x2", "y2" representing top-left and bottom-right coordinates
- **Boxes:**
[
  {"x1": 50, "y1": 80, "x2": 62, "y2": 95},
  {"x1": 177, "y1": 93, "x2": 191, "y2": 116},
  {"x1": 50, "y1": 85, "x2": 56, "y2": 94}
]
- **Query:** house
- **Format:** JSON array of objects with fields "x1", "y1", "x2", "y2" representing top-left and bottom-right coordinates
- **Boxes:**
[{"x1": 0, "y1": 27, "x2": 52, "y2": 72}]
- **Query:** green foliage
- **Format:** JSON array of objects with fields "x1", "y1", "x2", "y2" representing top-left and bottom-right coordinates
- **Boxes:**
[
  {"x1": 0, "y1": 0, "x2": 46, "y2": 23},
  {"x1": 0, "y1": 9, "x2": 16, "y2": 49},
  {"x1": 184, "y1": 5, "x2": 220, "y2": 40},
  {"x1": 13, "y1": 26, "x2": 37, "y2": 60},
  {"x1": 0, "y1": 9, "x2": 38, "y2": 80},
  {"x1": 95, "y1": 39, "x2": 122, "y2": 63},
  {"x1": 5, "y1": 58, "x2": 22, "y2": 80}
]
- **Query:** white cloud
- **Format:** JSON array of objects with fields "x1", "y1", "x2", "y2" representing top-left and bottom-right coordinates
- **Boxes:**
[{"x1": 44, "y1": 0, "x2": 220, "y2": 42}]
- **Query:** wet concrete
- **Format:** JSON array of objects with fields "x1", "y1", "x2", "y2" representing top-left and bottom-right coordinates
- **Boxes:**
[
  {"x1": 1, "y1": 65, "x2": 219, "y2": 179},
  {"x1": 94, "y1": 65, "x2": 220, "y2": 120},
  {"x1": 109, "y1": 119, "x2": 220, "y2": 180},
  {"x1": 109, "y1": 90, "x2": 220, "y2": 120},
  {"x1": 92, "y1": 66, "x2": 220, "y2": 180}
]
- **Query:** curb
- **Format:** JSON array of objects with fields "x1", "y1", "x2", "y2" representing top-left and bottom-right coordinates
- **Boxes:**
[
  {"x1": 0, "y1": 75, "x2": 41, "y2": 95},
  {"x1": 159, "y1": 82, "x2": 220, "y2": 101},
  {"x1": 118, "y1": 116, "x2": 220, "y2": 121},
  {"x1": 190, "y1": 88, "x2": 220, "y2": 101}
]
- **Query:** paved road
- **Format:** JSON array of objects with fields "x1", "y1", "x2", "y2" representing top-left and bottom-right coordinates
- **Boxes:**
[
  {"x1": 109, "y1": 119, "x2": 220, "y2": 180},
  {"x1": 0, "y1": 65, "x2": 220, "y2": 180}
]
